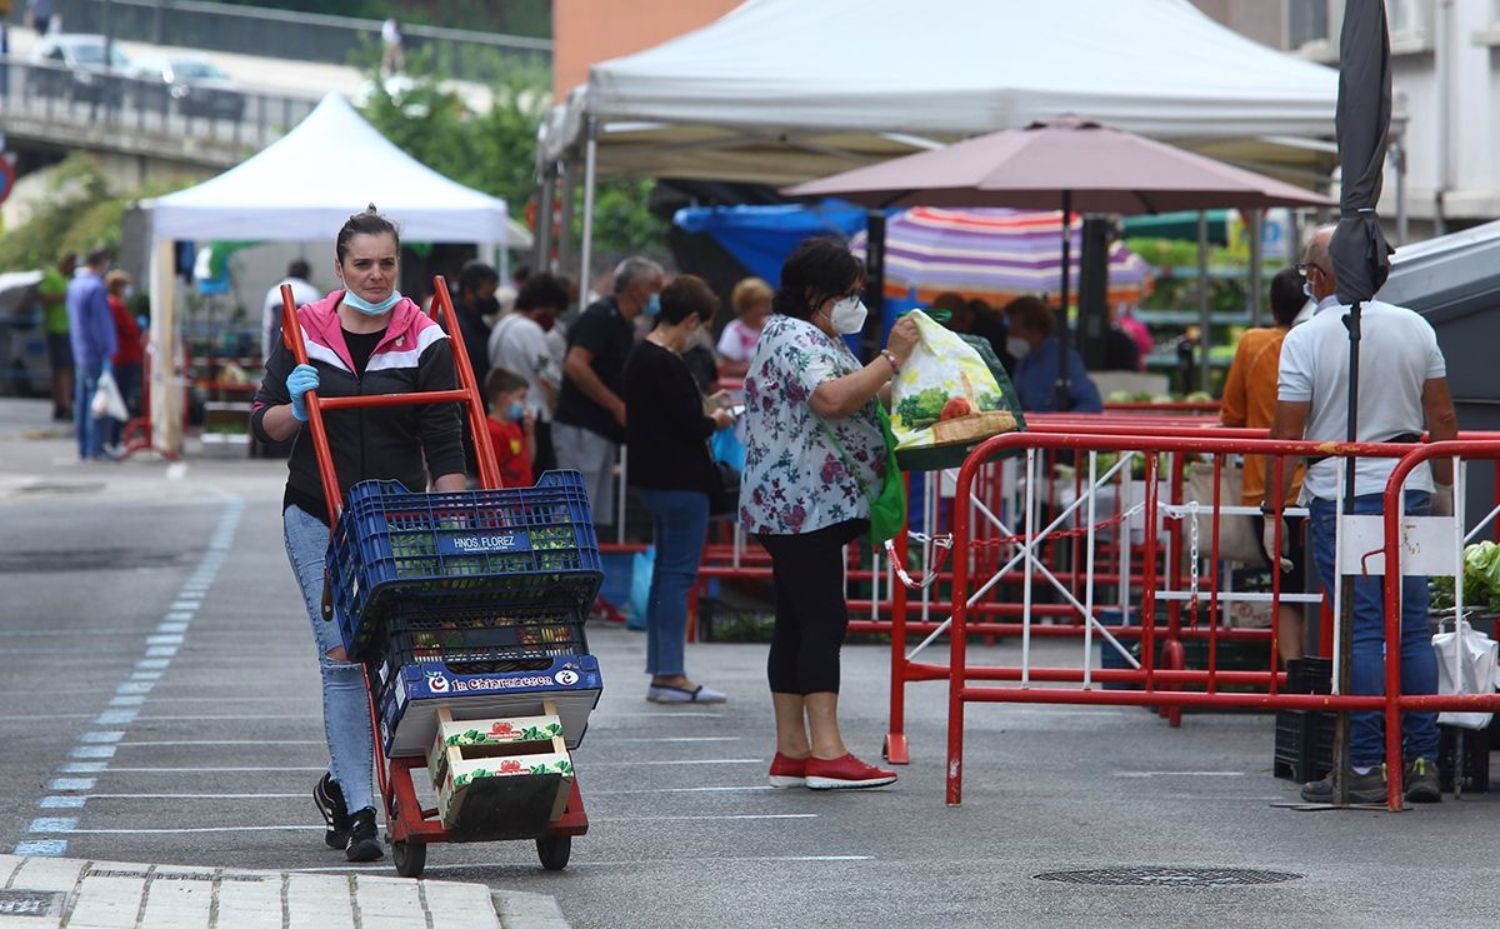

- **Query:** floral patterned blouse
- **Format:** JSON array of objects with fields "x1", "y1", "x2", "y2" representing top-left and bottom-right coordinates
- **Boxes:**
[{"x1": 739, "y1": 313, "x2": 885, "y2": 536}]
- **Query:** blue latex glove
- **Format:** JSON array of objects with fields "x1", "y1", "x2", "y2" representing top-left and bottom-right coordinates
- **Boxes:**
[{"x1": 286, "y1": 363, "x2": 320, "y2": 422}]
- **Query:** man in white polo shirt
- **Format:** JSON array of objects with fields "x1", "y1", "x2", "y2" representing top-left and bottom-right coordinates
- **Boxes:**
[{"x1": 1265, "y1": 225, "x2": 1458, "y2": 805}]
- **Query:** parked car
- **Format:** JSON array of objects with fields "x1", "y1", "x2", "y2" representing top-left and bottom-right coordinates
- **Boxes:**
[
  {"x1": 27, "y1": 34, "x2": 129, "y2": 105},
  {"x1": 130, "y1": 56, "x2": 245, "y2": 120},
  {"x1": 0, "y1": 271, "x2": 49, "y2": 399}
]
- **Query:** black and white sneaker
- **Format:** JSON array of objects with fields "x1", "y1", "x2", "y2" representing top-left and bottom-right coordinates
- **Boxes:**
[
  {"x1": 345, "y1": 807, "x2": 383, "y2": 862},
  {"x1": 313, "y1": 773, "x2": 350, "y2": 850}
]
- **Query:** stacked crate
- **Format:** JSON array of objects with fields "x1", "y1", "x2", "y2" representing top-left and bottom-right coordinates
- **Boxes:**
[{"x1": 327, "y1": 472, "x2": 605, "y2": 823}]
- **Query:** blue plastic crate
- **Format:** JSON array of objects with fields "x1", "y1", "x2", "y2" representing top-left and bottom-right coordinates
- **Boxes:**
[{"x1": 328, "y1": 471, "x2": 603, "y2": 660}]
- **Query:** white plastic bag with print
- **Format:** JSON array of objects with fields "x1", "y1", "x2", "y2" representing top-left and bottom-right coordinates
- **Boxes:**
[
  {"x1": 888, "y1": 310, "x2": 1016, "y2": 450},
  {"x1": 1432, "y1": 620, "x2": 1499, "y2": 730}
]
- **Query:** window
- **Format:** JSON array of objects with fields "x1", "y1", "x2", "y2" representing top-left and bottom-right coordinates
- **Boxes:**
[
  {"x1": 1287, "y1": 0, "x2": 1330, "y2": 49},
  {"x1": 1387, "y1": 0, "x2": 1432, "y2": 40}
]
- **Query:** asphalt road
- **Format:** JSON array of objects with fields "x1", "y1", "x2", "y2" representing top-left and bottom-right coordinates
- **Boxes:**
[{"x1": 4, "y1": 397, "x2": 1500, "y2": 929}]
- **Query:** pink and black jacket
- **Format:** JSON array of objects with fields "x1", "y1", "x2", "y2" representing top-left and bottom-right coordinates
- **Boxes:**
[{"x1": 252, "y1": 291, "x2": 466, "y2": 523}]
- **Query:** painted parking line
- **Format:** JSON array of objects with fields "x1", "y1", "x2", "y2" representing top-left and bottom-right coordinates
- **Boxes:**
[
  {"x1": 11, "y1": 498, "x2": 244, "y2": 858},
  {"x1": 591, "y1": 813, "x2": 818, "y2": 822},
  {"x1": 83, "y1": 793, "x2": 307, "y2": 800},
  {"x1": 582, "y1": 758, "x2": 763, "y2": 767},
  {"x1": 589, "y1": 785, "x2": 775, "y2": 795},
  {"x1": 113, "y1": 740, "x2": 325, "y2": 747},
  {"x1": 60, "y1": 825, "x2": 324, "y2": 834},
  {"x1": 99, "y1": 766, "x2": 327, "y2": 773},
  {"x1": 1112, "y1": 771, "x2": 1247, "y2": 778},
  {"x1": 589, "y1": 736, "x2": 741, "y2": 744}
]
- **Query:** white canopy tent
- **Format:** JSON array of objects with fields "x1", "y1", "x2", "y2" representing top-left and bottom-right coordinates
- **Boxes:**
[
  {"x1": 143, "y1": 92, "x2": 530, "y2": 455},
  {"x1": 538, "y1": 0, "x2": 1370, "y2": 296}
]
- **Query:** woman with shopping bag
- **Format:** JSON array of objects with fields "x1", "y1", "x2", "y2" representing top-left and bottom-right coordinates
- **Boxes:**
[{"x1": 740, "y1": 237, "x2": 918, "y2": 790}]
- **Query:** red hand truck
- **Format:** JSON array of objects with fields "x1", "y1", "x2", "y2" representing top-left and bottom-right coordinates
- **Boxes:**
[{"x1": 280, "y1": 278, "x2": 589, "y2": 876}]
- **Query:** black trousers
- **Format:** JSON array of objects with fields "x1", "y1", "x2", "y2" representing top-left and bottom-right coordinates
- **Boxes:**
[{"x1": 757, "y1": 519, "x2": 865, "y2": 695}]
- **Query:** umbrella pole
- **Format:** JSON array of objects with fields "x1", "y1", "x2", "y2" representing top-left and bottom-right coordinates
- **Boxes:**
[
  {"x1": 1334, "y1": 299, "x2": 1363, "y2": 807},
  {"x1": 1197, "y1": 211, "x2": 1211, "y2": 394},
  {"x1": 1053, "y1": 191, "x2": 1073, "y2": 411}
]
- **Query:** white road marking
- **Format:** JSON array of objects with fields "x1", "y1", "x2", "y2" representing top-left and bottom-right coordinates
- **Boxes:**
[
  {"x1": 84, "y1": 793, "x2": 307, "y2": 800},
  {"x1": 61, "y1": 825, "x2": 323, "y2": 834},
  {"x1": 589, "y1": 785, "x2": 775, "y2": 795},
  {"x1": 100, "y1": 766, "x2": 327, "y2": 773},
  {"x1": 1112, "y1": 771, "x2": 1247, "y2": 778},
  {"x1": 582, "y1": 758, "x2": 763, "y2": 767},
  {"x1": 591, "y1": 813, "x2": 817, "y2": 822},
  {"x1": 114, "y1": 740, "x2": 324, "y2": 747}
]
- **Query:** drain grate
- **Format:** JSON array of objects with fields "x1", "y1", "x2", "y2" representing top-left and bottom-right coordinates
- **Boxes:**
[{"x1": 1035, "y1": 867, "x2": 1302, "y2": 887}]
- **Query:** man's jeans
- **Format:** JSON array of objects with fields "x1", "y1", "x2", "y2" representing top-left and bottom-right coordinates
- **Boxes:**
[
  {"x1": 638, "y1": 488, "x2": 710, "y2": 678},
  {"x1": 73, "y1": 360, "x2": 105, "y2": 460},
  {"x1": 1308, "y1": 491, "x2": 1439, "y2": 767},
  {"x1": 284, "y1": 505, "x2": 376, "y2": 814}
]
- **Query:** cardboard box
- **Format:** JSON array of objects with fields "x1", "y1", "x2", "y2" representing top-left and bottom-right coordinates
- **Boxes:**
[
  {"x1": 430, "y1": 705, "x2": 573, "y2": 836},
  {"x1": 376, "y1": 654, "x2": 601, "y2": 757}
]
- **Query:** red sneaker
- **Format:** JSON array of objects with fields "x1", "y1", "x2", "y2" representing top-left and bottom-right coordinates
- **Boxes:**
[
  {"x1": 804, "y1": 754, "x2": 898, "y2": 790},
  {"x1": 768, "y1": 752, "x2": 808, "y2": 788}
]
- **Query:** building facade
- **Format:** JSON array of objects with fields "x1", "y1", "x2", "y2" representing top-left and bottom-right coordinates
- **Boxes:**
[{"x1": 1194, "y1": 0, "x2": 1500, "y2": 236}]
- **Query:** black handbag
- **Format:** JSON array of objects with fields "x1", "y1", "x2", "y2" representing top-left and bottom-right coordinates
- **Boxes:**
[{"x1": 710, "y1": 460, "x2": 740, "y2": 517}]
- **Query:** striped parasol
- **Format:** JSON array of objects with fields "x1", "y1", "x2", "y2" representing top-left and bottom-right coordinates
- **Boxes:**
[{"x1": 850, "y1": 207, "x2": 1153, "y2": 305}]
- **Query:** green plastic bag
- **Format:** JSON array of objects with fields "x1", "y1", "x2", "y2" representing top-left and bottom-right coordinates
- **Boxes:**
[{"x1": 819, "y1": 405, "x2": 907, "y2": 547}]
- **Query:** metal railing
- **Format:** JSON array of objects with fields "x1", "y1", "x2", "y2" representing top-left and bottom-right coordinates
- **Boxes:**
[
  {"x1": 0, "y1": 55, "x2": 317, "y2": 164},
  {"x1": 16, "y1": 0, "x2": 551, "y2": 84}
]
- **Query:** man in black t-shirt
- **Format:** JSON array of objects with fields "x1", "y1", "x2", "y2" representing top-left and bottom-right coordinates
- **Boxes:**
[{"x1": 554, "y1": 256, "x2": 664, "y2": 523}]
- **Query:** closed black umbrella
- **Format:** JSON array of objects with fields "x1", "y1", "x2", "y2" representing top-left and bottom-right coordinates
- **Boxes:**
[{"x1": 1327, "y1": 0, "x2": 1393, "y2": 808}]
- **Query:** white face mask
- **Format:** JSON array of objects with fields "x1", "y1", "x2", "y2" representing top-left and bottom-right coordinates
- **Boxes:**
[
  {"x1": 1006, "y1": 335, "x2": 1032, "y2": 360},
  {"x1": 827, "y1": 296, "x2": 868, "y2": 335}
]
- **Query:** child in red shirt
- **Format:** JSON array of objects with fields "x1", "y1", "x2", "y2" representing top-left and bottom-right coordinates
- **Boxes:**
[{"x1": 484, "y1": 367, "x2": 535, "y2": 487}]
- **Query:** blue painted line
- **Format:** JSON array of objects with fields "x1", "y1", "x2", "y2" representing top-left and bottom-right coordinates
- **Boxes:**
[
  {"x1": 70, "y1": 746, "x2": 116, "y2": 760},
  {"x1": 131, "y1": 671, "x2": 163, "y2": 682},
  {"x1": 96, "y1": 710, "x2": 138, "y2": 725},
  {"x1": 40, "y1": 796, "x2": 86, "y2": 810},
  {"x1": 59, "y1": 763, "x2": 107, "y2": 774},
  {"x1": 48, "y1": 778, "x2": 95, "y2": 791},
  {"x1": 135, "y1": 659, "x2": 170, "y2": 670},
  {"x1": 28, "y1": 818, "x2": 77, "y2": 833},
  {"x1": 13, "y1": 840, "x2": 67, "y2": 856},
  {"x1": 144, "y1": 646, "x2": 178, "y2": 658},
  {"x1": 80, "y1": 731, "x2": 125, "y2": 744},
  {"x1": 116, "y1": 681, "x2": 154, "y2": 695},
  {"x1": 145, "y1": 635, "x2": 183, "y2": 646},
  {"x1": 108, "y1": 696, "x2": 146, "y2": 707},
  {"x1": 156, "y1": 623, "x2": 189, "y2": 634}
]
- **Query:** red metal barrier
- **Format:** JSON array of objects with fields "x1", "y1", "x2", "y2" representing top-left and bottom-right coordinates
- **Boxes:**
[{"x1": 939, "y1": 429, "x2": 1500, "y2": 810}]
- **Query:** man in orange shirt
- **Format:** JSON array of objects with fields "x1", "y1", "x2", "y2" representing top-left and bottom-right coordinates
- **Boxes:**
[{"x1": 1220, "y1": 267, "x2": 1307, "y2": 660}]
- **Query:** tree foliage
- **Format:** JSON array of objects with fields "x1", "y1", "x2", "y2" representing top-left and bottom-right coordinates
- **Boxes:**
[
  {"x1": 358, "y1": 59, "x2": 667, "y2": 259},
  {"x1": 0, "y1": 155, "x2": 187, "y2": 272}
]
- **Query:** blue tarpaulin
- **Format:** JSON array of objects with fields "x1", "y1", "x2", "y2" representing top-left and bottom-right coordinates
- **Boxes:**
[{"x1": 673, "y1": 200, "x2": 868, "y2": 284}]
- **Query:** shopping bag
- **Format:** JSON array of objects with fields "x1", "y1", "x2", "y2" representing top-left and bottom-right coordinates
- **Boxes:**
[
  {"x1": 889, "y1": 310, "x2": 1019, "y2": 451},
  {"x1": 816, "y1": 405, "x2": 906, "y2": 547},
  {"x1": 1183, "y1": 460, "x2": 1265, "y2": 567},
  {"x1": 627, "y1": 547, "x2": 654, "y2": 631},
  {"x1": 710, "y1": 425, "x2": 746, "y2": 472},
  {"x1": 1432, "y1": 620, "x2": 1499, "y2": 730},
  {"x1": 91, "y1": 370, "x2": 129, "y2": 422}
]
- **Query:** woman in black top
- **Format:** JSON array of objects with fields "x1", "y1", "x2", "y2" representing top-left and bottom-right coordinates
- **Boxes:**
[{"x1": 622, "y1": 275, "x2": 735, "y2": 703}]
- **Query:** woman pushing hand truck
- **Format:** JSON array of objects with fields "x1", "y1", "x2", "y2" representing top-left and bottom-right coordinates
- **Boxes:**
[{"x1": 251, "y1": 206, "x2": 468, "y2": 861}]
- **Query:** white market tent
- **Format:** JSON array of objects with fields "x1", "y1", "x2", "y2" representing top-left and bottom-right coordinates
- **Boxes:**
[
  {"x1": 538, "y1": 0, "x2": 1354, "y2": 301},
  {"x1": 152, "y1": 92, "x2": 530, "y2": 246},
  {"x1": 143, "y1": 92, "x2": 531, "y2": 455},
  {"x1": 542, "y1": 0, "x2": 1344, "y2": 185}
]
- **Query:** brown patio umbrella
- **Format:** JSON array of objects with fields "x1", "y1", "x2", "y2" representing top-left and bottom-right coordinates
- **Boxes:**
[{"x1": 786, "y1": 117, "x2": 1333, "y2": 406}]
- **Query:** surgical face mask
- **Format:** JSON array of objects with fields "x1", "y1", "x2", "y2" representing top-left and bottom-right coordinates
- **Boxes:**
[
  {"x1": 643, "y1": 292, "x2": 662, "y2": 318},
  {"x1": 828, "y1": 296, "x2": 867, "y2": 335},
  {"x1": 506, "y1": 400, "x2": 526, "y2": 422},
  {"x1": 1006, "y1": 335, "x2": 1032, "y2": 360},
  {"x1": 343, "y1": 288, "x2": 402, "y2": 316}
]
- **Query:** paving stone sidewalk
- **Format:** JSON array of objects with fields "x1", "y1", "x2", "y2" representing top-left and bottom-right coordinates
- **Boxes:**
[{"x1": 0, "y1": 855, "x2": 569, "y2": 929}]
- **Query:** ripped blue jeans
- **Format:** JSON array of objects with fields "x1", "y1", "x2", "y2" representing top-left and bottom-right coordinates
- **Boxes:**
[{"x1": 283, "y1": 504, "x2": 375, "y2": 814}]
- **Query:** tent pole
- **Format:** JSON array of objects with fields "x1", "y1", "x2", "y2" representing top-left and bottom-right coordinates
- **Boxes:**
[
  {"x1": 1392, "y1": 135, "x2": 1408, "y2": 246},
  {"x1": 1052, "y1": 191, "x2": 1072, "y2": 411},
  {"x1": 557, "y1": 162, "x2": 576, "y2": 281},
  {"x1": 1334, "y1": 298, "x2": 1363, "y2": 807},
  {"x1": 1248, "y1": 209, "x2": 1263, "y2": 328},
  {"x1": 863, "y1": 210, "x2": 886, "y2": 362},
  {"x1": 535, "y1": 162, "x2": 556, "y2": 274},
  {"x1": 578, "y1": 115, "x2": 599, "y2": 314},
  {"x1": 1197, "y1": 210, "x2": 1211, "y2": 394}
]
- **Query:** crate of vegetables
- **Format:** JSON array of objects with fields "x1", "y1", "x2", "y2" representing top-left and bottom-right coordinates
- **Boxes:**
[
  {"x1": 377, "y1": 600, "x2": 590, "y2": 671},
  {"x1": 328, "y1": 471, "x2": 603, "y2": 659}
]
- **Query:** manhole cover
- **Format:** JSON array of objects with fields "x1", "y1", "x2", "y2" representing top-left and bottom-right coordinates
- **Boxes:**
[{"x1": 1034, "y1": 867, "x2": 1302, "y2": 887}]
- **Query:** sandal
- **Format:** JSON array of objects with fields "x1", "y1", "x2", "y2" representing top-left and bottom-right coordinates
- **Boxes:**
[{"x1": 647, "y1": 682, "x2": 727, "y2": 704}]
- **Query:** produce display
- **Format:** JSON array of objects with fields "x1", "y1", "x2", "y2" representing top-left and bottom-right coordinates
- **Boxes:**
[{"x1": 1429, "y1": 541, "x2": 1500, "y2": 612}]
